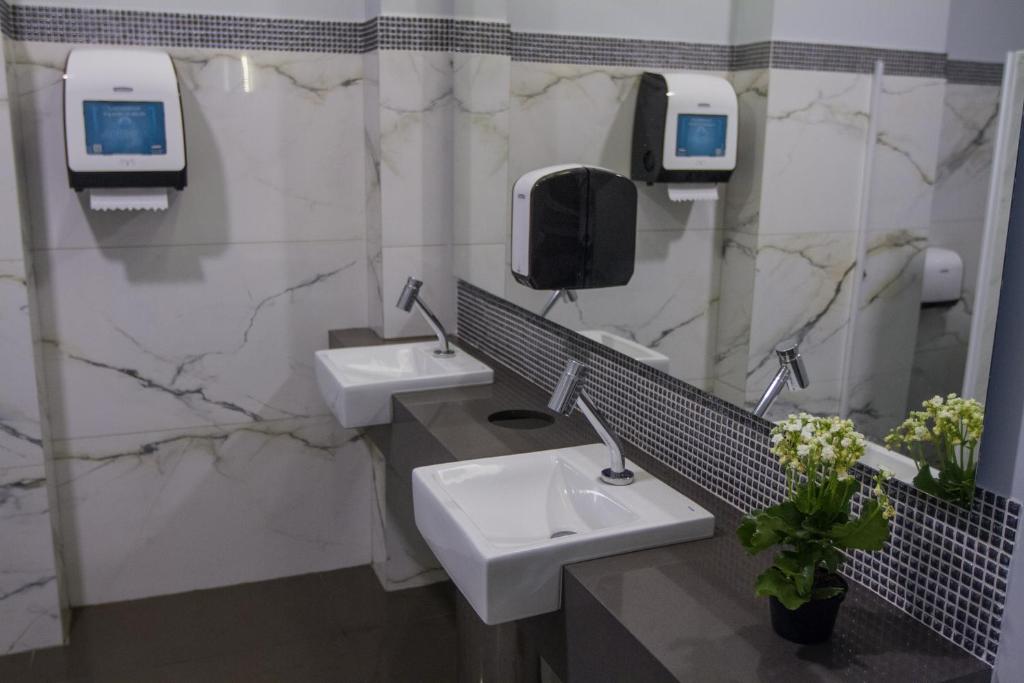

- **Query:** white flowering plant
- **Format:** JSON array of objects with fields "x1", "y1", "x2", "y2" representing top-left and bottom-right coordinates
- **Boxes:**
[
  {"x1": 738, "y1": 413, "x2": 894, "y2": 610},
  {"x1": 884, "y1": 393, "x2": 983, "y2": 508}
]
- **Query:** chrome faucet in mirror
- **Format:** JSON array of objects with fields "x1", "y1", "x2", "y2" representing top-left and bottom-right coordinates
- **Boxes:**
[
  {"x1": 753, "y1": 340, "x2": 810, "y2": 418},
  {"x1": 538, "y1": 288, "x2": 577, "y2": 318}
]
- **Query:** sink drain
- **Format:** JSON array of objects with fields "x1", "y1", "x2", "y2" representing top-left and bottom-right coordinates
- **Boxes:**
[{"x1": 550, "y1": 530, "x2": 577, "y2": 539}]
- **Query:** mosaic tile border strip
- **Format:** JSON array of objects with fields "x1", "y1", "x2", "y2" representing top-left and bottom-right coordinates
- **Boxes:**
[
  {"x1": 0, "y1": 3, "x2": 510, "y2": 55},
  {"x1": 0, "y1": 2, "x2": 1003, "y2": 83},
  {"x1": 0, "y1": 1, "x2": 9, "y2": 39},
  {"x1": 1, "y1": 2, "x2": 369, "y2": 52},
  {"x1": 947, "y1": 59, "x2": 1005, "y2": 86},
  {"x1": 377, "y1": 16, "x2": 509, "y2": 55},
  {"x1": 512, "y1": 31, "x2": 732, "y2": 71},
  {"x1": 456, "y1": 279, "x2": 1019, "y2": 665},
  {"x1": 768, "y1": 40, "x2": 947, "y2": 78}
]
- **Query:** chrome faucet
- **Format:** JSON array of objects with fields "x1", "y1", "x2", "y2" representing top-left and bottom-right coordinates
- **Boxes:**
[
  {"x1": 548, "y1": 359, "x2": 634, "y2": 486},
  {"x1": 538, "y1": 288, "x2": 577, "y2": 318},
  {"x1": 396, "y1": 276, "x2": 454, "y2": 356},
  {"x1": 752, "y1": 339, "x2": 810, "y2": 417}
]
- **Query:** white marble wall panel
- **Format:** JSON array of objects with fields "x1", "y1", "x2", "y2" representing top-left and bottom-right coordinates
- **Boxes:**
[
  {"x1": 0, "y1": 259, "x2": 63, "y2": 654},
  {"x1": 0, "y1": 464, "x2": 63, "y2": 654},
  {"x1": 13, "y1": 43, "x2": 366, "y2": 250},
  {"x1": 379, "y1": 51, "x2": 453, "y2": 249},
  {"x1": 845, "y1": 230, "x2": 928, "y2": 440},
  {"x1": 453, "y1": 53, "x2": 509, "y2": 247},
  {"x1": 0, "y1": 260, "x2": 44, "y2": 467},
  {"x1": 53, "y1": 417, "x2": 372, "y2": 605},
  {"x1": 364, "y1": 51, "x2": 384, "y2": 336},
  {"x1": 10, "y1": 38, "x2": 375, "y2": 613},
  {"x1": 908, "y1": 84, "x2": 1000, "y2": 408},
  {"x1": 713, "y1": 231, "x2": 757, "y2": 405},
  {"x1": 932, "y1": 84, "x2": 1000, "y2": 225},
  {"x1": 760, "y1": 70, "x2": 871, "y2": 235},
  {"x1": 377, "y1": 51, "x2": 456, "y2": 339},
  {"x1": 0, "y1": 32, "x2": 65, "y2": 654},
  {"x1": 35, "y1": 241, "x2": 367, "y2": 440},
  {"x1": 452, "y1": 53, "x2": 509, "y2": 301},
  {"x1": 868, "y1": 77, "x2": 944, "y2": 233},
  {"x1": 745, "y1": 231, "x2": 856, "y2": 393},
  {"x1": 723, "y1": 69, "x2": 769, "y2": 236},
  {"x1": 454, "y1": 243, "x2": 504, "y2": 297}
]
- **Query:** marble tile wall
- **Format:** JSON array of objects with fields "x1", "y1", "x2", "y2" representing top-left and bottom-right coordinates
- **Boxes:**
[
  {"x1": 10, "y1": 42, "x2": 375, "y2": 606},
  {"x1": 724, "y1": 68, "x2": 947, "y2": 445},
  {"x1": 452, "y1": 51, "x2": 510, "y2": 299},
  {"x1": 908, "y1": 82, "x2": 1001, "y2": 408},
  {"x1": 0, "y1": 32, "x2": 64, "y2": 654},
  {"x1": 377, "y1": 50, "x2": 454, "y2": 339}
]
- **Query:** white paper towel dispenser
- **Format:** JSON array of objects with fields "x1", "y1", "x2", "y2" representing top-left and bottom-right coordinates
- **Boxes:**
[
  {"x1": 921, "y1": 246, "x2": 963, "y2": 307},
  {"x1": 511, "y1": 164, "x2": 637, "y2": 290},
  {"x1": 631, "y1": 72, "x2": 736, "y2": 202},
  {"x1": 64, "y1": 48, "x2": 186, "y2": 210}
]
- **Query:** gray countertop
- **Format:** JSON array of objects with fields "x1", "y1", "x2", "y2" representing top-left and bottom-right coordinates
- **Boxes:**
[{"x1": 330, "y1": 329, "x2": 991, "y2": 682}]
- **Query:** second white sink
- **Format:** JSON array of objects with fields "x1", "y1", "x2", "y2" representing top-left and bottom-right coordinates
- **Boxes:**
[
  {"x1": 315, "y1": 342, "x2": 493, "y2": 428},
  {"x1": 412, "y1": 444, "x2": 714, "y2": 624},
  {"x1": 578, "y1": 330, "x2": 671, "y2": 373}
]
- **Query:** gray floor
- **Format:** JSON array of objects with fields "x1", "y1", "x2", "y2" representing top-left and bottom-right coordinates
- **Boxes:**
[{"x1": 0, "y1": 566, "x2": 458, "y2": 682}]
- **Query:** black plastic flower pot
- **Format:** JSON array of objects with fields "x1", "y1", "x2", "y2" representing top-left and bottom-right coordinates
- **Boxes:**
[{"x1": 768, "y1": 574, "x2": 849, "y2": 644}]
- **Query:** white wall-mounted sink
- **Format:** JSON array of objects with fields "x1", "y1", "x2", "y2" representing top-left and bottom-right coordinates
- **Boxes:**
[
  {"x1": 578, "y1": 330, "x2": 671, "y2": 373},
  {"x1": 412, "y1": 444, "x2": 714, "y2": 625},
  {"x1": 315, "y1": 342, "x2": 493, "y2": 428}
]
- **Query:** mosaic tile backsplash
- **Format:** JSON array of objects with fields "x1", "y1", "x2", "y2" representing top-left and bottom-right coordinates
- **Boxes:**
[
  {"x1": 0, "y1": 2, "x2": 1003, "y2": 84},
  {"x1": 457, "y1": 280, "x2": 1019, "y2": 665}
]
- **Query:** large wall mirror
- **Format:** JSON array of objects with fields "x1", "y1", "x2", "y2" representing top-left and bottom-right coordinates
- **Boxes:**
[{"x1": 452, "y1": 1, "x2": 1024, "y2": 484}]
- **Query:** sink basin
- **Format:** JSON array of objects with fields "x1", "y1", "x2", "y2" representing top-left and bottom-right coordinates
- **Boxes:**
[
  {"x1": 412, "y1": 444, "x2": 714, "y2": 624},
  {"x1": 315, "y1": 341, "x2": 493, "y2": 428},
  {"x1": 578, "y1": 330, "x2": 671, "y2": 373}
]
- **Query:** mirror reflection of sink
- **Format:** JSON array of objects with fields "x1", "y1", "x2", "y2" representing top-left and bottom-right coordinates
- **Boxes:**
[
  {"x1": 578, "y1": 330, "x2": 671, "y2": 373},
  {"x1": 315, "y1": 342, "x2": 493, "y2": 428},
  {"x1": 412, "y1": 444, "x2": 714, "y2": 624}
]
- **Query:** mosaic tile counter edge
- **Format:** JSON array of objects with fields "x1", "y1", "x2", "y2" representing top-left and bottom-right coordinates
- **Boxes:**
[{"x1": 456, "y1": 279, "x2": 1019, "y2": 666}]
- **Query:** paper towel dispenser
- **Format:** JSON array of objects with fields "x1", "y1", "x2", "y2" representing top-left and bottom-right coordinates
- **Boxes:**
[
  {"x1": 511, "y1": 164, "x2": 637, "y2": 290},
  {"x1": 64, "y1": 48, "x2": 187, "y2": 204},
  {"x1": 631, "y1": 72, "x2": 736, "y2": 192},
  {"x1": 921, "y1": 246, "x2": 963, "y2": 308}
]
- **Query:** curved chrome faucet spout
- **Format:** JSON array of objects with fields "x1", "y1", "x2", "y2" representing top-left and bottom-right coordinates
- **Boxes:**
[
  {"x1": 548, "y1": 359, "x2": 633, "y2": 485},
  {"x1": 753, "y1": 339, "x2": 810, "y2": 417},
  {"x1": 395, "y1": 276, "x2": 454, "y2": 356}
]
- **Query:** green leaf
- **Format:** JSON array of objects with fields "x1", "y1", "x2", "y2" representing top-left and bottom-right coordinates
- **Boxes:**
[
  {"x1": 812, "y1": 586, "x2": 845, "y2": 601},
  {"x1": 736, "y1": 502, "x2": 806, "y2": 554},
  {"x1": 755, "y1": 566, "x2": 810, "y2": 610},
  {"x1": 915, "y1": 461, "x2": 976, "y2": 508},
  {"x1": 829, "y1": 499, "x2": 890, "y2": 551}
]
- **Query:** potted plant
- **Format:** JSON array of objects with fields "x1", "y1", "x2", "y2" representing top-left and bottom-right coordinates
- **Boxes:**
[
  {"x1": 738, "y1": 413, "x2": 894, "y2": 644},
  {"x1": 883, "y1": 393, "x2": 984, "y2": 508}
]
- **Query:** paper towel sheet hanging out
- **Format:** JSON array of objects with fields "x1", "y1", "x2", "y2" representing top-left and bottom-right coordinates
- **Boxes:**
[
  {"x1": 89, "y1": 188, "x2": 169, "y2": 211},
  {"x1": 667, "y1": 183, "x2": 719, "y2": 202}
]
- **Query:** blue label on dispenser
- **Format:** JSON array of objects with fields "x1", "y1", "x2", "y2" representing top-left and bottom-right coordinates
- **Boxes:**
[
  {"x1": 83, "y1": 101, "x2": 166, "y2": 155},
  {"x1": 676, "y1": 114, "x2": 726, "y2": 157}
]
